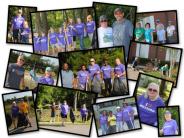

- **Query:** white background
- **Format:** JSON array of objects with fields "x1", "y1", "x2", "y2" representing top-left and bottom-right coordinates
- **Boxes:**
[{"x1": 0, "y1": 0, "x2": 183, "y2": 138}]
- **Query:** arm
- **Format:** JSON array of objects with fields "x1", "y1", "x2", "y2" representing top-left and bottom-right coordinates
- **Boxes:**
[{"x1": 20, "y1": 76, "x2": 25, "y2": 89}]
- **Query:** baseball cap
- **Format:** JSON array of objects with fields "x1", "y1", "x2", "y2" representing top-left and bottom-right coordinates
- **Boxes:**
[
  {"x1": 45, "y1": 67, "x2": 52, "y2": 72},
  {"x1": 164, "y1": 110, "x2": 171, "y2": 115}
]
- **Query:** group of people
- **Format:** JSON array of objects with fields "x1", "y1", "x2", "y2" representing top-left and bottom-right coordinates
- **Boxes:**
[
  {"x1": 97, "y1": 8, "x2": 133, "y2": 57},
  {"x1": 10, "y1": 99, "x2": 32, "y2": 130},
  {"x1": 135, "y1": 19, "x2": 176, "y2": 44},
  {"x1": 48, "y1": 101, "x2": 89, "y2": 126},
  {"x1": 61, "y1": 58, "x2": 128, "y2": 96},
  {"x1": 33, "y1": 15, "x2": 96, "y2": 56},
  {"x1": 5, "y1": 55, "x2": 55, "y2": 90},
  {"x1": 9, "y1": 9, "x2": 31, "y2": 44},
  {"x1": 98, "y1": 103, "x2": 135, "y2": 135}
]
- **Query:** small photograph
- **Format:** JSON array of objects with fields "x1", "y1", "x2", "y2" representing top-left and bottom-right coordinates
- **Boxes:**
[
  {"x1": 93, "y1": 97, "x2": 141, "y2": 137},
  {"x1": 158, "y1": 106, "x2": 181, "y2": 137},
  {"x1": 2, "y1": 91, "x2": 38, "y2": 135},
  {"x1": 6, "y1": 5, "x2": 37, "y2": 45},
  {"x1": 134, "y1": 73, "x2": 173, "y2": 127},
  {"x1": 31, "y1": 7, "x2": 97, "y2": 57},
  {"x1": 35, "y1": 84, "x2": 96, "y2": 136},
  {"x1": 127, "y1": 42, "x2": 182, "y2": 87},
  {"x1": 59, "y1": 46, "x2": 129, "y2": 98},
  {"x1": 134, "y1": 10, "x2": 179, "y2": 45},
  {"x1": 93, "y1": 2, "x2": 137, "y2": 57},
  {"x1": 4, "y1": 49, "x2": 59, "y2": 91}
]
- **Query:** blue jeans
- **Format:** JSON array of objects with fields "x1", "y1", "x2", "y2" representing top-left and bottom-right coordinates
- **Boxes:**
[
  {"x1": 79, "y1": 35, "x2": 85, "y2": 50},
  {"x1": 116, "y1": 121, "x2": 123, "y2": 132},
  {"x1": 125, "y1": 119, "x2": 135, "y2": 129},
  {"x1": 100, "y1": 124, "x2": 107, "y2": 135}
]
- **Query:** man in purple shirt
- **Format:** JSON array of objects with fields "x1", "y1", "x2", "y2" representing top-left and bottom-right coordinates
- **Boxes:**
[
  {"x1": 60, "y1": 100, "x2": 69, "y2": 126},
  {"x1": 75, "y1": 18, "x2": 85, "y2": 50},
  {"x1": 137, "y1": 83, "x2": 165, "y2": 126},
  {"x1": 77, "y1": 65, "x2": 89, "y2": 90},
  {"x1": 122, "y1": 103, "x2": 135, "y2": 130},
  {"x1": 160, "y1": 110, "x2": 179, "y2": 136},
  {"x1": 80, "y1": 104, "x2": 88, "y2": 123},
  {"x1": 99, "y1": 110, "x2": 108, "y2": 135},
  {"x1": 101, "y1": 59, "x2": 113, "y2": 96},
  {"x1": 40, "y1": 32, "x2": 48, "y2": 55},
  {"x1": 11, "y1": 9, "x2": 25, "y2": 43},
  {"x1": 116, "y1": 106, "x2": 123, "y2": 132}
]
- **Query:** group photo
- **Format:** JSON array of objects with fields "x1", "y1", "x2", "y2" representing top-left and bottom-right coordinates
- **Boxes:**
[
  {"x1": 2, "y1": 91, "x2": 38, "y2": 135},
  {"x1": 127, "y1": 42, "x2": 182, "y2": 87},
  {"x1": 4, "y1": 50, "x2": 59, "y2": 91},
  {"x1": 31, "y1": 7, "x2": 97, "y2": 57},
  {"x1": 93, "y1": 2, "x2": 137, "y2": 57},
  {"x1": 134, "y1": 73, "x2": 173, "y2": 127},
  {"x1": 36, "y1": 84, "x2": 96, "y2": 136},
  {"x1": 6, "y1": 5, "x2": 37, "y2": 44},
  {"x1": 93, "y1": 97, "x2": 141, "y2": 136},
  {"x1": 157, "y1": 106, "x2": 181, "y2": 137},
  {"x1": 134, "y1": 11, "x2": 178, "y2": 45},
  {"x1": 59, "y1": 46, "x2": 129, "y2": 97}
]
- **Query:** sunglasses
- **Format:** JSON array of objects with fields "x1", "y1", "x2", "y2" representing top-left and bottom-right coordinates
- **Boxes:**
[
  {"x1": 100, "y1": 20, "x2": 107, "y2": 22},
  {"x1": 148, "y1": 88, "x2": 157, "y2": 92}
]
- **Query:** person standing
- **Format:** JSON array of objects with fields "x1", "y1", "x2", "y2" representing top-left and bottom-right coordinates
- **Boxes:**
[
  {"x1": 33, "y1": 32, "x2": 41, "y2": 53},
  {"x1": 99, "y1": 110, "x2": 108, "y2": 135},
  {"x1": 155, "y1": 19, "x2": 166, "y2": 44},
  {"x1": 108, "y1": 111, "x2": 116, "y2": 134},
  {"x1": 60, "y1": 100, "x2": 69, "y2": 126},
  {"x1": 86, "y1": 15, "x2": 96, "y2": 42},
  {"x1": 166, "y1": 21, "x2": 176, "y2": 43},
  {"x1": 11, "y1": 101, "x2": 19, "y2": 129},
  {"x1": 6, "y1": 55, "x2": 25, "y2": 89},
  {"x1": 61, "y1": 63, "x2": 74, "y2": 88},
  {"x1": 48, "y1": 27, "x2": 58, "y2": 55},
  {"x1": 134, "y1": 22, "x2": 145, "y2": 42},
  {"x1": 115, "y1": 107, "x2": 123, "y2": 132},
  {"x1": 112, "y1": 8, "x2": 133, "y2": 57},
  {"x1": 77, "y1": 65, "x2": 89, "y2": 90},
  {"x1": 68, "y1": 18, "x2": 77, "y2": 49},
  {"x1": 101, "y1": 59, "x2": 113, "y2": 96},
  {"x1": 21, "y1": 21, "x2": 31, "y2": 43},
  {"x1": 40, "y1": 32, "x2": 48, "y2": 55},
  {"x1": 80, "y1": 104, "x2": 88, "y2": 123},
  {"x1": 144, "y1": 23, "x2": 154, "y2": 43},
  {"x1": 11, "y1": 9, "x2": 25, "y2": 43},
  {"x1": 50, "y1": 102, "x2": 57, "y2": 123}
]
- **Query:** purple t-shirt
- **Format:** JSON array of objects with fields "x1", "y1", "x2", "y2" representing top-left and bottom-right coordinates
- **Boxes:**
[
  {"x1": 49, "y1": 33, "x2": 57, "y2": 45},
  {"x1": 116, "y1": 111, "x2": 123, "y2": 122},
  {"x1": 114, "y1": 64, "x2": 125, "y2": 77},
  {"x1": 86, "y1": 21, "x2": 95, "y2": 33},
  {"x1": 65, "y1": 31, "x2": 73, "y2": 45},
  {"x1": 101, "y1": 65, "x2": 112, "y2": 79},
  {"x1": 40, "y1": 36, "x2": 48, "y2": 51},
  {"x1": 68, "y1": 24, "x2": 76, "y2": 36},
  {"x1": 138, "y1": 95, "x2": 165, "y2": 126},
  {"x1": 38, "y1": 76, "x2": 54, "y2": 85},
  {"x1": 99, "y1": 115, "x2": 108, "y2": 125},
  {"x1": 57, "y1": 32, "x2": 66, "y2": 45},
  {"x1": 12, "y1": 16, "x2": 25, "y2": 29},
  {"x1": 77, "y1": 70, "x2": 89, "y2": 84},
  {"x1": 122, "y1": 106, "x2": 134, "y2": 121},
  {"x1": 34, "y1": 36, "x2": 41, "y2": 51},
  {"x1": 80, "y1": 108, "x2": 88, "y2": 116},
  {"x1": 22, "y1": 27, "x2": 30, "y2": 38},
  {"x1": 88, "y1": 64, "x2": 101, "y2": 80},
  {"x1": 11, "y1": 106, "x2": 19, "y2": 117},
  {"x1": 75, "y1": 23, "x2": 85, "y2": 36},
  {"x1": 61, "y1": 104, "x2": 69, "y2": 115},
  {"x1": 163, "y1": 119, "x2": 178, "y2": 135}
]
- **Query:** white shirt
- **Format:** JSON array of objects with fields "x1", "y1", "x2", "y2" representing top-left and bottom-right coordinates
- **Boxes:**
[
  {"x1": 167, "y1": 25, "x2": 175, "y2": 37},
  {"x1": 98, "y1": 27, "x2": 113, "y2": 48}
]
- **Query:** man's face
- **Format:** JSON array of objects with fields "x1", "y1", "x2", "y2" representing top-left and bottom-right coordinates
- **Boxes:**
[
  {"x1": 17, "y1": 57, "x2": 25, "y2": 66},
  {"x1": 114, "y1": 11, "x2": 124, "y2": 21},
  {"x1": 165, "y1": 113, "x2": 171, "y2": 121},
  {"x1": 63, "y1": 63, "x2": 68, "y2": 70}
]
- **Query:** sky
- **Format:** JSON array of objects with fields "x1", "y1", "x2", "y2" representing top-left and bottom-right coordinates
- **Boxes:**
[{"x1": 3, "y1": 91, "x2": 32, "y2": 101}]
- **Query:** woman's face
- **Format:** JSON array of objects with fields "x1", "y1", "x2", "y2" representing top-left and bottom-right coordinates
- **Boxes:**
[
  {"x1": 165, "y1": 114, "x2": 172, "y2": 121},
  {"x1": 102, "y1": 111, "x2": 106, "y2": 115},
  {"x1": 82, "y1": 66, "x2": 86, "y2": 71},
  {"x1": 136, "y1": 23, "x2": 141, "y2": 28},
  {"x1": 100, "y1": 20, "x2": 108, "y2": 28},
  {"x1": 17, "y1": 57, "x2": 25, "y2": 66},
  {"x1": 77, "y1": 18, "x2": 81, "y2": 23},
  {"x1": 115, "y1": 58, "x2": 121, "y2": 65},
  {"x1": 45, "y1": 71, "x2": 52, "y2": 77},
  {"x1": 148, "y1": 84, "x2": 159, "y2": 99},
  {"x1": 63, "y1": 63, "x2": 69, "y2": 70}
]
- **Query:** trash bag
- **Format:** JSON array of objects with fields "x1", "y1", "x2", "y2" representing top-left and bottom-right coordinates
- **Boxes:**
[
  {"x1": 17, "y1": 113, "x2": 28, "y2": 127},
  {"x1": 91, "y1": 76, "x2": 101, "y2": 93},
  {"x1": 113, "y1": 77, "x2": 128, "y2": 95},
  {"x1": 87, "y1": 110, "x2": 92, "y2": 121},
  {"x1": 6, "y1": 114, "x2": 12, "y2": 128},
  {"x1": 70, "y1": 109, "x2": 75, "y2": 124}
]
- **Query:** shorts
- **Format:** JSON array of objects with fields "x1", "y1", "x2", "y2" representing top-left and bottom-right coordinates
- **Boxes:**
[
  {"x1": 73, "y1": 36, "x2": 76, "y2": 41},
  {"x1": 61, "y1": 112, "x2": 67, "y2": 118},
  {"x1": 51, "y1": 111, "x2": 56, "y2": 117},
  {"x1": 13, "y1": 29, "x2": 20, "y2": 39}
]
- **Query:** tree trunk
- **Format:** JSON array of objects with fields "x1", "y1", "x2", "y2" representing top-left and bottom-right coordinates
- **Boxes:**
[
  {"x1": 35, "y1": 13, "x2": 42, "y2": 34},
  {"x1": 40, "y1": 12, "x2": 48, "y2": 35}
]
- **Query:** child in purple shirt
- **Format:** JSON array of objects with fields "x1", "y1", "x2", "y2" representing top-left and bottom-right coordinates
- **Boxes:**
[
  {"x1": 86, "y1": 15, "x2": 95, "y2": 42},
  {"x1": 40, "y1": 32, "x2": 48, "y2": 55},
  {"x1": 77, "y1": 65, "x2": 89, "y2": 90},
  {"x1": 80, "y1": 104, "x2": 88, "y2": 123},
  {"x1": 75, "y1": 18, "x2": 85, "y2": 50}
]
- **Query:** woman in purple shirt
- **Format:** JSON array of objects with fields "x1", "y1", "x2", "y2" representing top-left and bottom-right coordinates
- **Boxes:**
[
  {"x1": 33, "y1": 32, "x2": 41, "y2": 53},
  {"x1": 75, "y1": 18, "x2": 85, "y2": 50},
  {"x1": 11, "y1": 101, "x2": 19, "y2": 129},
  {"x1": 99, "y1": 110, "x2": 108, "y2": 135},
  {"x1": 116, "y1": 106, "x2": 123, "y2": 132},
  {"x1": 48, "y1": 27, "x2": 58, "y2": 56},
  {"x1": 160, "y1": 110, "x2": 179, "y2": 136},
  {"x1": 77, "y1": 65, "x2": 89, "y2": 90},
  {"x1": 137, "y1": 82, "x2": 165, "y2": 126},
  {"x1": 80, "y1": 104, "x2": 88, "y2": 123},
  {"x1": 68, "y1": 18, "x2": 77, "y2": 49},
  {"x1": 21, "y1": 21, "x2": 31, "y2": 43},
  {"x1": 60, "y1": 100, "x2": 69, "y2": 126},
  {"x1": 57, "y1": 27, "x2": 66, "y2": 52},
  {"x1": 86, "y1": 15, "x2": 95, "y2": 43}
]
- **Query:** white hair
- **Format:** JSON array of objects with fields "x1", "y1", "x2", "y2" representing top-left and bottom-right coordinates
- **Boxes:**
[{"x1": 144, "y1": 82, "x2": 160, "y2": 101}]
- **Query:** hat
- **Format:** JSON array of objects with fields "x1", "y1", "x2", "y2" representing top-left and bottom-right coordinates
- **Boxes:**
[
  {"x1": 114, "y1": 8, "x2": 123, "y2": 14},
  {"x1": 164, "y1": 110, "x2": 171, "y2": 115},
  {"x1": 99, "y1": 15, "x2": 108, "y2": 22},
  {"x1": 45, "y1": 67, "x2": 52, "y2": 72},
  {"x1": 116, "y1": 106, "x2": 121, "y2": 109}
]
